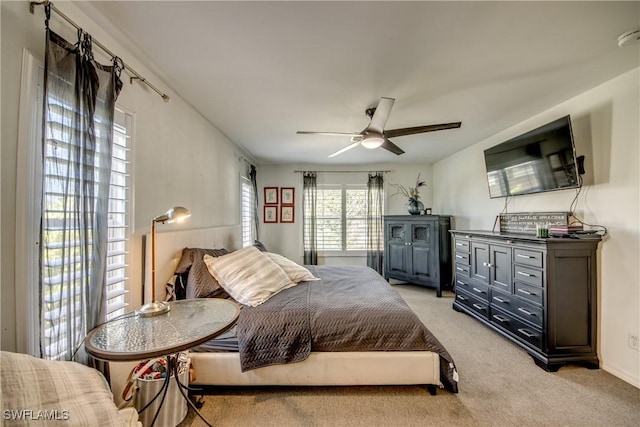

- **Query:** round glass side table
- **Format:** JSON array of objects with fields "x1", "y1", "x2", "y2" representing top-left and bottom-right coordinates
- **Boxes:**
[{"x1": 85, "y1": 298, "x2": 240, "y2": 426}]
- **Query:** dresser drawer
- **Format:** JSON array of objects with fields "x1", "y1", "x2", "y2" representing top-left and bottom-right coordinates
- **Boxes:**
[
  {"x1": 454, "y1": 251, "x2": 470, "y2": 265},
  {"x1": 514, "y1": 265, "x2": 543, "y2": 287},
  {"x1": 491, "y1": 289, "x2": 543, "y2": 327},
  {"x1": 490, "y1": 307, "x2": 543, "y2": 350},
  {"x1": 454, "y1": 239, "x2": 470, "y2": 252},
  {"x1": 455, "y1": 263, "x2": 471, "y2": 277},
  {"x1": 513, "y1": 248, "x2": 544, "y2": 268},
  {"x1": 514, "y1": 281, "x2": 544, "y2": 306},
  {"x1": 455, "y1": 290, "x2": 489, "y2": 318},
  {"x1": 456, "y1": 277, "x2": 489, "y2": 301}
]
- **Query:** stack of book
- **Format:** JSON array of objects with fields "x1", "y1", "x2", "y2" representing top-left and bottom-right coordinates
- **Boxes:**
[{"x1": 548, "y1": 224, "x2": 583, "y2": 236}]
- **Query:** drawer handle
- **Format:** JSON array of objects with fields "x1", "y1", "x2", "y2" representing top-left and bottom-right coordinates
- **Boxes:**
[
  {"x1": 456, "y1": 242, "x2": 466, "y2": 247},
  {"x1": 517, "y1": 288, "x2": 534, "y2": 296},
  {"x1": 518, "y1": 307, "x2": 535, "y2": 316},
  {"x1": 518, "y1": 328, "x2": 536, "y2": 338},
  {"x1": 456, "y1": 280, "x2": 465, "y2": 286},
  {"x1": 472, "y1": 287, "x2": 485, "y2": 294},
  {"x1": 517, "y1": 271, "x2": 534, "y2": 277},
  {"x1": 492, "y1": 296, "x2": 507, "y2": 303},
  {"x1": 456, "y1": 267, "x2": 465, "y2": 272},
  {"x1": 492, "y1": 314, "x2": 508, "y2": 323},
  {"x1": 456, "y1": 254, "x2": 464, "y2": 259},
  {"x1": 457, "y1": 295, "x2": 467, "y2": 301},
  {"x1": 517, "y1": 254, "x2": 535, "y2": 259},
  {"x1": 472, "y1": 303, "x2": 484, "y2": 310}
]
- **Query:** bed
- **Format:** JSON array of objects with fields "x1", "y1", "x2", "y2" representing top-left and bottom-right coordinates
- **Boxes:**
[{"x1": 147, "y1": 225, "x2": 458, "y2": 394}]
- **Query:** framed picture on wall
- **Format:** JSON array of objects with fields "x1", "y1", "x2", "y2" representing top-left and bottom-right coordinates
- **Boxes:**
[
  {"x1": 264, "y1": 206, "x2": 278, "y2": 223},
  {"x1": 280, "y1": 205, "x2": 294, "y2": 223},
  {"x1": 280, "y1": 187, "x2": 295, "y2": 205},
  {"x1": 264, "y1": 187, "x2": 278, "y2": 205}
]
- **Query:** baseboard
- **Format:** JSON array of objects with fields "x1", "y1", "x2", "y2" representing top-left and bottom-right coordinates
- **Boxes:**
[{"x1": 601, "y1": 362, "x2": 640, "y2": 389}]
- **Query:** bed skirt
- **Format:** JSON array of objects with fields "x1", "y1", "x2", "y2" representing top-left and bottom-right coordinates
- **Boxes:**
[{"x1": 190, "y1": 351, "x2": 441, "y2": 387}]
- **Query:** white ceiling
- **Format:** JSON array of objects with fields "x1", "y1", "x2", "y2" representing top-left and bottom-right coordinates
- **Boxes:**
[{"x1": 78, "y1": 1, "x2": 639, "y2": 165}]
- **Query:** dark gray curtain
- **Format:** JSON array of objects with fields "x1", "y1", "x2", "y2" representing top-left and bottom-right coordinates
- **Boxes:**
[
  {"x1": 40, "y1": 10, "x2": 122, "y2": 362},
  {"x1": 249, "y1": 165, "x2": 259, "y2": 240},
  {"x1": 302, "y1": 172, "x2": 318, "y2": 265},
  {"x1": 366, "y1": 172, "x2": 384, "y2": 274}
]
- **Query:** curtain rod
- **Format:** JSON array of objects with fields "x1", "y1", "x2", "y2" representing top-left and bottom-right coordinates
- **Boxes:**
[
  {"x1": 30, "y1": 0, "x2": 170, "y2": 103},
  {"x1": 294, "y1": 170, "x2": 391, "y2": 174}
]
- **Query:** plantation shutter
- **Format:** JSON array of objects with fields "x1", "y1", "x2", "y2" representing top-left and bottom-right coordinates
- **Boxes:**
[
  {"x1": 241, "y1": 176, "x2": 255, "y2": 247},
  {"x1": 105, "y1": 110, "x2": 131, "y2": 320}
]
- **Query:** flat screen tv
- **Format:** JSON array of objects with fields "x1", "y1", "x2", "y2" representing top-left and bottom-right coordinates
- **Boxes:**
[{"x1": 484, "y1": 116, "x2": 580, "y2": 198}]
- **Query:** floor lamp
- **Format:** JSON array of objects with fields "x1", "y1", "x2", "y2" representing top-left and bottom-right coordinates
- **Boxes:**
[{"x1": 138, "y1": 206, "x2": 191, "y2": 317}]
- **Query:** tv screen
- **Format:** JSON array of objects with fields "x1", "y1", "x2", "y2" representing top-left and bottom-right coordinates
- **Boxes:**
[{"x1": 484, "y1": 116, "x2": 580, "y2": 198}]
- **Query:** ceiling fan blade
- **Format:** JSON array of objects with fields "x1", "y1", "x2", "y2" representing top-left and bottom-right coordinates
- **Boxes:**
[
  {"x1": 381, "y1": 138, "x2": 405, "y2": 156},
  {"x1": 384, "y1": 122, "x2": 462, "y2": 138},
  {"x1": 328, "y1": 141, "x2": 360, "y2": 158},
  {"x1": 297, "y1": 131, "x2": 362, "y2": 137},
  {"x1": 367, "y1": 97, "x2": 395, "y2": 134}
]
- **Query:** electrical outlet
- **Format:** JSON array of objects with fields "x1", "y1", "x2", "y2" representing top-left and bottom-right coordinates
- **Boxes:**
[{"x1": 629, "y1": 333, "x2": 639, "y2": 351}]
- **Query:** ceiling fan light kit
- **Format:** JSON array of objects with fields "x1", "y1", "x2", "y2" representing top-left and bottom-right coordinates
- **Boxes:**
[
  {"x1": 297, "y1": 97, "x2": 461, "y2": 157},
  {"x1": 618, "y1": 27, "x2": 640, "y2": 47},
  {"x1": 361, "y1": 135, "x2": 385, "y2": 149}
]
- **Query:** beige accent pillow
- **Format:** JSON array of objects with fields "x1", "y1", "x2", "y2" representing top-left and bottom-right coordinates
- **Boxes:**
[
  {"x1": 203, "y1": 246, "x2": 294, "y2": 307},
  {"x1": 265, "y1": 252, "x2": 319, "y2": 283}
]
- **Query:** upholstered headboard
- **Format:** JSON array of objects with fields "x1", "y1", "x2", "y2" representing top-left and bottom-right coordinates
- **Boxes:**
[{"x1": 144, "y1": 224, "x2": 242, "y2": 302}]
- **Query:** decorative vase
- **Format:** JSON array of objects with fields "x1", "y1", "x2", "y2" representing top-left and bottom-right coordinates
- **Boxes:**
[{"x1": 407, "y1": 198, "x2": 424, "y2": 215}]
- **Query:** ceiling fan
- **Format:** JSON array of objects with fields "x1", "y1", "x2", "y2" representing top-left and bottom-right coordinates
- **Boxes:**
[{"x1": 297, "y1": 97, "x2": 461, "y2": 157}]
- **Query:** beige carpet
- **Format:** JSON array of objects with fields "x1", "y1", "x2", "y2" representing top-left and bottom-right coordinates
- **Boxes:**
[{"x1": 179, "y1": 285, "x2": 639, "y2": 427}]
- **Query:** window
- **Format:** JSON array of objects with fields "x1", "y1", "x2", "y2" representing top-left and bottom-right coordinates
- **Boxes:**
[
  {"x1": 19, "y1": 48, "x2": 134, "y2": 359},
  {"x1": 304, "y1": 184, "x2": 376, "y2": 253},
  {"x1": 241, "y1": 176, "x2": 255, "y2": 247}
]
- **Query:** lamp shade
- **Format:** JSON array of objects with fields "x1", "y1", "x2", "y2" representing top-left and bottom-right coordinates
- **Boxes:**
[{"x1": 153, "y1": 206, "x2": 191, "y2": 224}]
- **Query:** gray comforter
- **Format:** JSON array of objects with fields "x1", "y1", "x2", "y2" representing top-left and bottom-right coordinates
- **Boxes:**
[{"x1": 237, "y1": 265, "x2": 458, "y2": 393}]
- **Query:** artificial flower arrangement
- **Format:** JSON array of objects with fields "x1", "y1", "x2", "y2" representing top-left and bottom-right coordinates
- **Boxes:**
[{"x1": 390, "y1": 173, "x2": 426, "y2": 201}]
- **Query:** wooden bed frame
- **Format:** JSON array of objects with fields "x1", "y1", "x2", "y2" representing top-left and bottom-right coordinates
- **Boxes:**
[{"x1": 134, "y1": 225, "x2": 444, "y2": 393}]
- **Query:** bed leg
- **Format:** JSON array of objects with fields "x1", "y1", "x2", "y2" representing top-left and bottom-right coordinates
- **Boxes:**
[{"x1": 426, "y1": 384, "x2": 437, "y2": 395}]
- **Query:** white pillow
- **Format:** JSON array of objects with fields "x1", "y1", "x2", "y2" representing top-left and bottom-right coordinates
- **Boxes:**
[
  {"x1": 265, "y1": 252, "x2": 319, "y2": 283},
  {"x1": 203, "y1": 246, "x2": 294, "y2": 307}
]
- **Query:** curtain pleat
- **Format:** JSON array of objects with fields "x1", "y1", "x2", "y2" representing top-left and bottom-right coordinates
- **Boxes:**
[
  {"x1": 249, "y1": 165, "x2": 259, "y2": 240},
  {"x1": 40, "y1": 22, "x2": 122, "y2": 362},
  {"x1": 366, "y1": 172, "x2": 384, "y2": 274},
  {"x1": 302, "y1": 172, "x2": 318, "y2": 265}
]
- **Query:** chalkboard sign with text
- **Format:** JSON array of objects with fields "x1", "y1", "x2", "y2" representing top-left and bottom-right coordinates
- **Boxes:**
[{"x1": 500, "y1": 212, "x2": 569, "y2": 234}]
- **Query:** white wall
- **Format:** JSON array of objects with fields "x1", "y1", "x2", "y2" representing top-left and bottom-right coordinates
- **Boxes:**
[
  {"x1": 434, "y1": 68, "x2": 640, "y2": 387},
  {"x1": 1, "y1": 1, "x2": 252, "y2": 352},
  {"x1": 257, "y1": 163, "x2": 434, "y2": 264}
]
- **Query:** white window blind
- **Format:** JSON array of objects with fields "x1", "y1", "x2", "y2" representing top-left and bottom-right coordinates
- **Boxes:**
[
  {"x1": 40, "y1": 103, "x2": 132, "y2": 359},
  {"x1": 305, "y1": 185, "x2": 372, "y2": 253},
  {"x1": 105, "y1": 109, "x2": 132, "y2": 320},
  {"x1": 241, "y1": 176, "x2": 255, "y2": 247}
]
